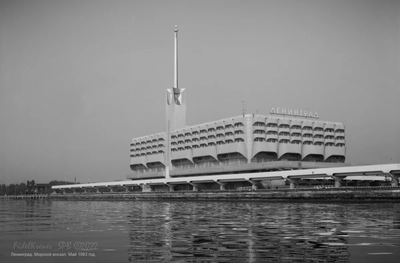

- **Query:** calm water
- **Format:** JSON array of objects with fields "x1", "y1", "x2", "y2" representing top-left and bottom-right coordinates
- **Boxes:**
[{"x1": 1, "y1": 200, "x2": 400, "y2": 263}]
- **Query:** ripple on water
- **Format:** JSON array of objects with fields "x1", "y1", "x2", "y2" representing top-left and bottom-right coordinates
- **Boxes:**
[{"x1": 1, "y1": 200, "x2": 400, "y2": 262}]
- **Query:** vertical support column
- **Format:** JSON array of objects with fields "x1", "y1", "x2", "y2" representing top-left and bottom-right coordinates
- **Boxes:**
[
  {"x1": 389, "y1": 173, "x2": 399, "y2": 187},
  {"x1": 188, "y1": 182, "x2": 201, "y2": 191},
  {"x1": 122, "y1": 186, "x2": 131, "y2": 193},
  {"x1": 333, "y1": 175, "x2": 346, "y2": 188},
  {"x1": 288, "y1": 178, "x2": 300, "y2": 189},
  {"x1": 141, "y1": 184, "x2": 153, "y2": 192},
  {"x1": 165, "y1": 183, "x2": 175, "y2": 192},
  {"x1": 383, "y1": 170, "x2": 399, "y2": 187},
  {"x1": 215, "y1": 181, "x2": 227, "y2": 191},
  {"x1": 246, "y1": 179, "x2": 260, "y2": 190}
]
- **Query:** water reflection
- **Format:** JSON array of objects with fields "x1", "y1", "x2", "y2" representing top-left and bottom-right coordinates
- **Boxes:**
[
  {"x1": 126, "y1": 202, "x2": 356, "y2": 262},
  {"x1": 1, "y1": 200, "x2": 400, "y2": 262}
]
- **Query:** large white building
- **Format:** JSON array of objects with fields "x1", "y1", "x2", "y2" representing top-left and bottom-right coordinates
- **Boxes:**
[{"x1": 128, "y1": 26, "x2": 346, "y2": 181}]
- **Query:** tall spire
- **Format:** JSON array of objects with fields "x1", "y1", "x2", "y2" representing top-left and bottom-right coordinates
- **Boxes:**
[{"x1": 174, "y1": 25, "x2": 178, "y2": 89}]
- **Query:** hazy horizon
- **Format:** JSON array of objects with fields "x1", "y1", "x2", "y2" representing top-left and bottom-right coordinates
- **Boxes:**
[{"x1": 1, "y1": 0, "x2": 399, "y2": 185}]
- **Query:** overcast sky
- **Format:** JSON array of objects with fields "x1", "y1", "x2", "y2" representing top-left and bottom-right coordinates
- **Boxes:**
[{"x1": 0, "y1": 0, "x2": 399, "y2": 185}]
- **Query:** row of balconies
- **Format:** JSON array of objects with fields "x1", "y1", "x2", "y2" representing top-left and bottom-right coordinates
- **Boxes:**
[
  {"x1": 130, "y1": 131, "x2": 345, "y2": 149},
  {"x1": 130, "y1": 140, "x2": 346, "y2": 157},
  {"x1": 131, "y1": 135, "x2": 345, "y2": 152}
]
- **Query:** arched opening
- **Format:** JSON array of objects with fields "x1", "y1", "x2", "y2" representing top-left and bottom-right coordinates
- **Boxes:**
[
  {"x1": 302, "y1": 154, "x2": 324, "y2": 162},
  {"x1": 171, "y1": 158, "x2": 194, "y2": 169},
  {"x1": 193, "y1": 156, "x2": 219, "y2": 168},
  {"x1": 217, "y1": 152, "x2": 247, "y2": 166},
  {"x1": 147, "y1": 162, "x2": 165, "y2": 172},
  {"x1": 279, "y1": 153, "x2": 301, "y2": 161},
  {"x1": 251, "y1": 152, "x2": 278, "y2": 163},
  {"x1": 325, "y1": 155, "x2": 345, "y2": 163}
]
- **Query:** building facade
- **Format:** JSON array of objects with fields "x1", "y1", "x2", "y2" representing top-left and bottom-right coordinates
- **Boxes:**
[
  {"x1": 128, "y1": 27, "x2": 346, "y2": 180},
  {"x1": 128, "y1": 114, "x2": 346, "y2": 180}
]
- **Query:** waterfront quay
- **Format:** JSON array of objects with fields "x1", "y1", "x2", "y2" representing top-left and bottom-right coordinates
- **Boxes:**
[
  {"x1": 51, "y1": 163, "x2": 400, "y2": 193},
  {"x1": 0, "y1": 194, "x2": 48, "y2": 200},
  {"x1": 48, "y1": 186, "x2": 400, "y2": 201}
]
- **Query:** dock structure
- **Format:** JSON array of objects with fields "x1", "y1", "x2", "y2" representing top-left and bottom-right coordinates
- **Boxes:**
[
  {"x1": 0, "y1": 194, "x2": 48, "y2": 200},
  {"x1": 51, "y1": 163, "x2": 400, "y2": 193}
]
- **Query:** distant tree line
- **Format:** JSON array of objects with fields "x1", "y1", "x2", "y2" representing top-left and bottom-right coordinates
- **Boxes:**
[{"x1": 0, "y1": 180, "x2": 76, "y2": 195}]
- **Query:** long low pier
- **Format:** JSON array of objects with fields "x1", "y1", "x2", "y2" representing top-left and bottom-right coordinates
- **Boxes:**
[
  {"x1": 50, "y1": 163, "x2": 400, "y2": 193},
  {"x1": 0, "y1": 194, "x2": 48, "y2": 200}
]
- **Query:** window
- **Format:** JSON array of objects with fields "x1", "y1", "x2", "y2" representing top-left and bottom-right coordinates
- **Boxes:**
[
  {"x1": 291, "y1": 125, "x2": 301, "y2": 130},
  {"x1": 291, "y1": 133, "x2": 301, "y2": 137},
  {"x1": 266, "y1": 123, "x2": 277, "y2": 128},
  {"x1": 253, "y1": 130, "x2": 265, "y2": 134},
  {"x1": 208, "y1": 128, "x2": 215, "y2": 132},
  {"x1": 279, "y1": 139, "x2": 290, "y2": 144},
  {"x1": 225, "y1": 124, "x2": 234, "y2": 129},
  {"x1": 267, "y1": 138, "x2": 277, "y2": 143},
  {"x1": 314, "y1": 135, "x2": 324, "y2": 139},
  {"x1": 253, "y1": 122, "x2": 265, "y2": 127},
  {"x1": 266, "y1": 131, "x2": 277, "y2": 135},
  {"x1": 279, "y1": 132, "x2": 290, "y2": 136},
  {"x1": 235, "y1": 130, "x2": 245, "y2": 135},
  {"x1": 185, "y1": 133, "x2": 191, "y2": 137},
  {"x1": 216, "y1": 126, "x2": 224, "y2": 131},
  {"x1": 217, "y1": 141, "x2": 225, "y2": 145},
  {"x1": 225, "y1": 132, "x2": 234, "y2": 136},
  {"x1": 254, "y1": 137, "x2": 265, "y2": 142},
  {"x1": 314, "y1": 142, "x2": 323, "y2": 146},
  {"x1": 291, "y1": 140, "x2": 301, "y2": 144},
  {"x1": 200, "y1": 143, "x2": 207, "y2": 148},
  {"x1": 325, "y1": 128, "x2": 334, "y2": 132},
  {"x1": 279, "y1": 124, "x2": 290, "y2": 129},
  {"x1": 208, "y1": 135, "x2": 216, "y2": 139},
  {"x1": 235, "y1": 138, "x2": 244, "y2": 142},
  {"x1": 325, "y1": 135, "x2": 335, "y2": 140},
  {"x1": 234, "y1": 122, "x2": 244, "y2": 127},
  {"x1": 216, "y1": 134, "x2": 224, "y2": 138},
  {"x1": 314, "y1": 127, "x2": 323, "y2": 132},
  {"x1": 325, "y1": 142, "x2": 334, "y2": 146},
  {"x1": 303, "y1": 141, "x2": 313, "y2": 145},
  {"x1": 225, "y1": 139, "x2": 234, "y2": 144}
]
